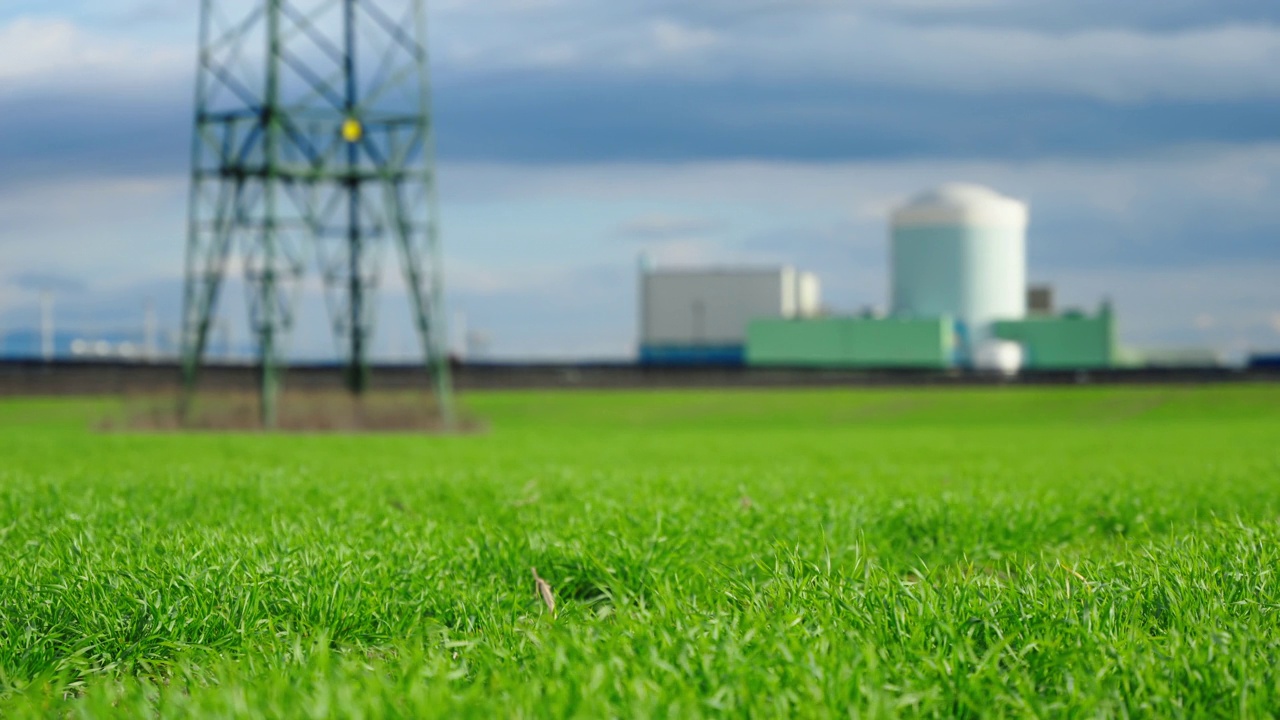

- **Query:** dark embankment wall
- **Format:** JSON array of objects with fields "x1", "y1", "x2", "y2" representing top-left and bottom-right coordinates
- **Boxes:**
[{"x1": 1, "y1": 360, "x2": 1277, "y2": 397}]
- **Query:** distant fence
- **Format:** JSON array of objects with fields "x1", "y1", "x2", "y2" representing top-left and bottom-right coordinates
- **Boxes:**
[{"x1": 1, "y1": 360, "x2": 1278, "y2": 398}]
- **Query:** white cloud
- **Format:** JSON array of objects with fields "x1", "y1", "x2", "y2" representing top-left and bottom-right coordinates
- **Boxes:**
[
  {"x1": 7, "y1": 4, "x2": 1280, "y2": 108},
  {"x1": 440, "y1": 143, "x2": 1280, "y2": 224},
  {"x1": 0, "y1": 17, "x2": 184, "y2": 93},
  {"x1": 432, "y1": 3, "x2": 1280, "y2": 103},
  {"x1": 523, "y1": 43, "x2": 580, "y2": 68},
  {"x1": 5, "y1": 4, "x2": 1278, "y2": 148},
  {"x1": 447, "y1": 259, "x2": 569, "y2": 296},
  {"x1": 651, "y1": 20, "x2": 720, "y2": 54},
  {"x1": 856, "y1": 21, "x2": 1280, "y2": 103},
  {"x1": 675, "y1": 17, "x2": 1280, "y2": 103},
  {"x1": 637, "y1": 237, "x2": 778, "y2": 269},
  {"x1": 614, "y1": 214, "x2": 724, "y2": 241},
  {"x1": 0, "y1": 174, "x2": 186, "y2": 291}
]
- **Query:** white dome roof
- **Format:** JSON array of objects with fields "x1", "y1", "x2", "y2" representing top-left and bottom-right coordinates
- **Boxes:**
[{"x1": 892, "y1": 183, "x2": 1028, "y2": 230}]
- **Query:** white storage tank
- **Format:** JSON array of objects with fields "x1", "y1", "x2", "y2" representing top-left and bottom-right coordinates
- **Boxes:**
[
  {"x1": 890, "y1": 183, "x2": 1028, "y2": 365},
  {"x1": 975, "y1": 339, "x2": 1025, "y2": 376}
]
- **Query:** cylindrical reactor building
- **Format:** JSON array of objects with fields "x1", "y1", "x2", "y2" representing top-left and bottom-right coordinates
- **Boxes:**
[{"x1": 890, "y1": 183, "x2": 1028, "y2": 367}]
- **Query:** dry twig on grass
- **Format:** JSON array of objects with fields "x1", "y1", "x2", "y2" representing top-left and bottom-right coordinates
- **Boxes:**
[{"x1": 532, "y1": 568, "x2": 556, "y2": 616}]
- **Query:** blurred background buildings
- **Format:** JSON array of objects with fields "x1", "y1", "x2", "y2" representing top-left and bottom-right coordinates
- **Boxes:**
[
  {"x1": 2, "y1": 2, "x2": 1279, "y2": 374},
  {"x1": 638, "y1": 183, "x2": 1259, "y2": 372}
]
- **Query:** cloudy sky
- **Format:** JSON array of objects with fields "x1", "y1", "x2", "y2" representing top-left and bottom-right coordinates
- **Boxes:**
[{"x1": 1, "y1": 0, "x2": 1278, "y2": 360}]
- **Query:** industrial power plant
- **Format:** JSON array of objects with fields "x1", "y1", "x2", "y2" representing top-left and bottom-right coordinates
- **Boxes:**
[
  {"x1": 4, "y1": 1, "x2": 1280, "y2": 713},
  {"x1": 640, "y1": 183, "x2": 1116, "y2": 373}
]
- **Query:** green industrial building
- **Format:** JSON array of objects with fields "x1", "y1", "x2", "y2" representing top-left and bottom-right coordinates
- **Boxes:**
[
  {"x1": 994, "y1": 305, "x2": 1116, "y2": 370},
  {"x1": 741, "y1": 184, "x2": 1124, "y2": 372},
  {"x1": 748, "y1": 317, "x2": 955, "y2": 369},
  {"x1": 747, "y1": 303, "x2": 1116, "y2": 371}
]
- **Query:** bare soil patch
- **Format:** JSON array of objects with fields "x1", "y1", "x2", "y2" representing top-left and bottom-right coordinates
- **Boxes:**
[{"x1": 101, "y1": 390, "x2": 485, "y2": 434}]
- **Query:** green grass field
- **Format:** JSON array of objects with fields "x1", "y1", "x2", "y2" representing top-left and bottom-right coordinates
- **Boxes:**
[{"x1": 1, "y1": 385, "x2": 1279, "y2": 717}]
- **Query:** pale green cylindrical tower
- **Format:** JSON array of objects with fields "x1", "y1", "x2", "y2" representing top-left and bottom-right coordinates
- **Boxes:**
[{"x1": 891, "y1": 184, "x2": 1029, "y2": 368}]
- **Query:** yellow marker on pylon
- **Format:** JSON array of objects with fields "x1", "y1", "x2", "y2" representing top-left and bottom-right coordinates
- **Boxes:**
[{"x1": 342, "y1": 118, "x2": 363, "y2": 143}]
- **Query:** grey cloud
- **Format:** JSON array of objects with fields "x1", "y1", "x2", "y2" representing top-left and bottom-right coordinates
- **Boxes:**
[
  {"x1": 4, "y1": 5, "x2": 1280, "y2": 183},
  {"x1": 3, "y1": 74, "x2": 1277, "y2": 187}
]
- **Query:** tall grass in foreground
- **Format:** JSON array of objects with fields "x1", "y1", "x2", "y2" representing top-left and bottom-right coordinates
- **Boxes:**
[{"x1": 0, "y1": 385, "x2": 1277, "y2": 717}]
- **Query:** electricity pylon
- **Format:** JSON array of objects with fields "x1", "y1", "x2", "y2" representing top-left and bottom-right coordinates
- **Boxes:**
[{"x1": 180, "y1": 0, "x2": 453, "y2": 428}]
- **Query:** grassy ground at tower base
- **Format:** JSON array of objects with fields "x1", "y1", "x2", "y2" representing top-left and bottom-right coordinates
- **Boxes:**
[{"x1": 0, "y1": 385, "x2": 1278, "y2": 717}]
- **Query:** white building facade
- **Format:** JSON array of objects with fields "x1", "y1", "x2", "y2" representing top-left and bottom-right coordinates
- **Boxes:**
[{"x1": 640, "y1": 266, "x2": 822, "y2": 364}]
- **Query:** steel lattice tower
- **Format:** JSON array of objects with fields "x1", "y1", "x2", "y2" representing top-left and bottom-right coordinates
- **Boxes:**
[{"x1": 180, "y1": 0, "x2": 452, "y2": 427}]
